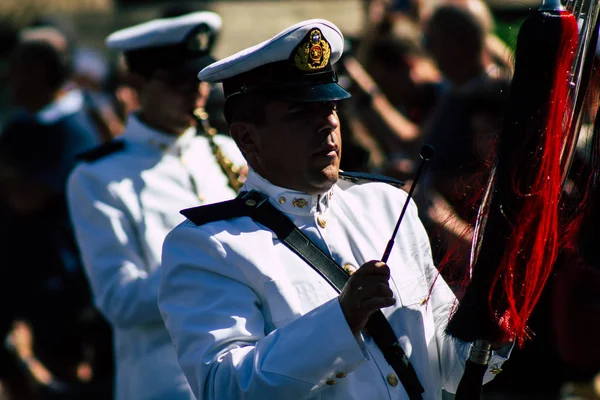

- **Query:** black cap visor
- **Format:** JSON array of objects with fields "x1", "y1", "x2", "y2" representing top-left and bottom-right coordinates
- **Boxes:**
[
  {"x1": 164, "y1": 55, "x2": 216, "y2": 77},
  {"x1": 271, "y1": 82, "x2": 351, "y2": 103},
  {"x1": 222, "y1": 61, "x2": 350, "y2": 103}
]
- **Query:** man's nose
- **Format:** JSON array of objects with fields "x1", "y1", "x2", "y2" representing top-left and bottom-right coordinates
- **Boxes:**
[{"x1": 318, "y1": 108, "x2": 339, "y2": 133}]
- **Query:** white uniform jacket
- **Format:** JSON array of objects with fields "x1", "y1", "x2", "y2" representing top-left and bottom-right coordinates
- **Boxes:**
[
  {"x1": 158, "y1": 169, "x2": 509, "y2": 400},
  {"x1": 67, "y1": 114, "x2": 245, "y2": 400}
]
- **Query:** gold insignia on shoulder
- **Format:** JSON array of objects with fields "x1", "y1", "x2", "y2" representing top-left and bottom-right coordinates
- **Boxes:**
[
  {"x1": 293, "y1": 28, "x2": 331, "y2": 71},
  {"x1": 292, "y1": 198, "x2": 308, "y2": 208}
]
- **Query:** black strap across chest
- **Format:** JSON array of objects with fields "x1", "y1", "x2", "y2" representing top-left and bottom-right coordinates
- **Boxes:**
[{"x1": 181, "y1": 190, "x2": 424, "y2": 399}]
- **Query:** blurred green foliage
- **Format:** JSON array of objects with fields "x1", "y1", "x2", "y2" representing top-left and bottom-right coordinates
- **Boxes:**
[{"x1": 495, "y1": 18, "x2": 525, "y2": 51}]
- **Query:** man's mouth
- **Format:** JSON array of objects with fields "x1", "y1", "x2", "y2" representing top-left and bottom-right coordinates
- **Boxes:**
[{"x1": 313, "y1": 143, "x2": 339, "y2": 157}]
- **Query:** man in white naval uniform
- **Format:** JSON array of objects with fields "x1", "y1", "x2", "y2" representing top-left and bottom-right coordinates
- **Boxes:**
[
  {"x1": 67, "y1": 12, "x2": 245, "y2": 400},
  {"x1": 158, "y1": 20, "x2": 510, "y2": 400}
]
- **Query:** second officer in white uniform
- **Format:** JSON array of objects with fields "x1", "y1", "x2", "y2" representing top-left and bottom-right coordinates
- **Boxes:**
[{"x1": 67, "y1": 12, "x2": 245, "y2": 400}]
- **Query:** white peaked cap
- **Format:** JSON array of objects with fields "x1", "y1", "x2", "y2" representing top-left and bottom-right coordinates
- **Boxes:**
[
  {"x1": 106, "y1": 11, "x2": 222, "y2": 51},
  {"x1": 198, "y1": 19, "x2": 343, "y2": 82},
  {"x1": 197, "y1": 19, "x2": 350, "y2": 103}
]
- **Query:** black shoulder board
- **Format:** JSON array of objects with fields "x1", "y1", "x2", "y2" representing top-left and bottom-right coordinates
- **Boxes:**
[
  {"x1": 76, "y1": 140, "x2": 125, "y2": 163},
  {"x1": 338, "y1": 171, "x2": 404, "y2": 188},
  {"x1": 181, "y1": 198, "x2": 248, "y2": 226}
]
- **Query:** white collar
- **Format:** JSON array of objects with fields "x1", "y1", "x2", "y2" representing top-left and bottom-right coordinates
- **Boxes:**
[
  {"x1": 242, "y1": 168, "x2": 333, "y2": 216},
  {"x1": 123, "y1": 113, "x2": 197, "y2": 155},
  {"x1": 36, "y1": 89, "x2": 84, "y2": 125}
]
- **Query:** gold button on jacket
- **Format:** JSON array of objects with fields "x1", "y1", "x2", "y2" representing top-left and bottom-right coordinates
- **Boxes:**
[
  {"x1": 387, "y1": 373, "x2": 399, "y2": 387},
  {"x1": 317, "y1": 216, "x2": 327, "y2": 228},
  {"x1": 343, "y1": 263, "x2": 357, "y2": 275}
]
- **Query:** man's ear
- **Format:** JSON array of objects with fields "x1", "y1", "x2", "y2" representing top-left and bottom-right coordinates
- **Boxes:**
[
  {"x1": 123, "y1": 71, "x2": 147, "y2": 93},
  {"x1": 230, "y1": 122, "x2": 260, "y2": 159},
  {"x1": 199, "y1": 81, "x2": 211, "y2": 98},
  {"x1": 197, "y1": 81, "x2": 211, "y2": 108}
]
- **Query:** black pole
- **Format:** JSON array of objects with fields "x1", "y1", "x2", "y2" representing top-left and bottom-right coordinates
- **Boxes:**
[
  {"x1": 454, "y1": 340, "x2": 492, "y2": 400},
  {"x1": 382, "y1": 144, "x2": 434, "y2": 263}
]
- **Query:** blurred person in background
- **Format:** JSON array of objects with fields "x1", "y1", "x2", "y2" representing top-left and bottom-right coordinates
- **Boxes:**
[
  {"x1": 67, "y1": 11, "x2": 246, "y2": 400},
  {"x1": 339, "y1": 0, "x2": 442, "y2": 181},
  {"x1": 365, "y1": 22, "x2": 440, "y2": 127},
  {"x1": 28, "y1": 15, "x2": 127, "y2": 140},
  {"x1": 353, "y1": 20, "x2": 440, "y2": 163},
  {"x1": 0, "y1": 22, "x2": 25, "y2": 400},
  {"x1": 105, "y1": 2, "x2": 225, "y2": 140},
  {"x1": 418, "y1": 3, "x2": 510, "y2": 286},
  {"x1": 410, "y1": 0, "x2": 515, "y2": 77},
  {"x1": 345, "y1": 0, "x2": 512, "y2": 180},
  {"x1": 0, "y1": 33, "x2": 112, "y2": 399},
  {"x1": 0, "y1": 18, "x2": 19, "y2": 129}
]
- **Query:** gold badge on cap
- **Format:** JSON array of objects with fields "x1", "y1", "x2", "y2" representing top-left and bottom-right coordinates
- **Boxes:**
[{"x1": 293, "y1": 28, "x2": 331, "y2": 71}]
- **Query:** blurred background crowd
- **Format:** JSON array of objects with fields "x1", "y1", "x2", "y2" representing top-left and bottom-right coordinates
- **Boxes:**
[{"x1": 0, "y1": 0, "x2": 598, "y2": 399}]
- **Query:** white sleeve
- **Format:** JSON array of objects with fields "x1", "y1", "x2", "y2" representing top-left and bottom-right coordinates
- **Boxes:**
[
  {"x1": 158, "y1": 223, "x2": 369, "y2": 400},
  {"x1": 67, "y1": 166, "x2": 163, "y2": 328}
]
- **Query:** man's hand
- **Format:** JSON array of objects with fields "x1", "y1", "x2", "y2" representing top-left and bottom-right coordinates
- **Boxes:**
[
  {"x1": 8, "y1": 321, "x2": 34, "y2": 360},
  {"x1": 339, "y1": 260, "x2": 396, "y2": 334},
  {"x1": 7, "y1": 321, "x2": 53, "y2": 385}
]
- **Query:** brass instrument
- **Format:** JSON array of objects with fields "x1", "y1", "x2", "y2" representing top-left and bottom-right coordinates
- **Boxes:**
[{"x1": 193, "y1": 107, "x2": 246, "y2": 192}]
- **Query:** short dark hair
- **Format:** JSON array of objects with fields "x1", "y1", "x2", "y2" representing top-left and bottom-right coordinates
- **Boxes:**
[
  {"x1": 425, "y1": 5, "x2": 485, "y2": 56},
  {"x1": 9, "y1": 40, "x2": 72, "y2": 91},
  {"x1": 223, "y1": 93, "x2": 271, "y2": 126},
  {"x1": 122, "y1": 52, "x2": 156, "y2": 79},
  {"x1": 368, "y1": 35, "x2": 423, "y2": 71}
]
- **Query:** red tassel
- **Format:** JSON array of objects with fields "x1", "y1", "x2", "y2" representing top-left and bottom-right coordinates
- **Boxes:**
[
  {"x1": 447, "y1": 9, "x2": 579, "y2": 345},
  {"x1": 492, "y1": 11, "x2": 578, "y2": 344}
]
